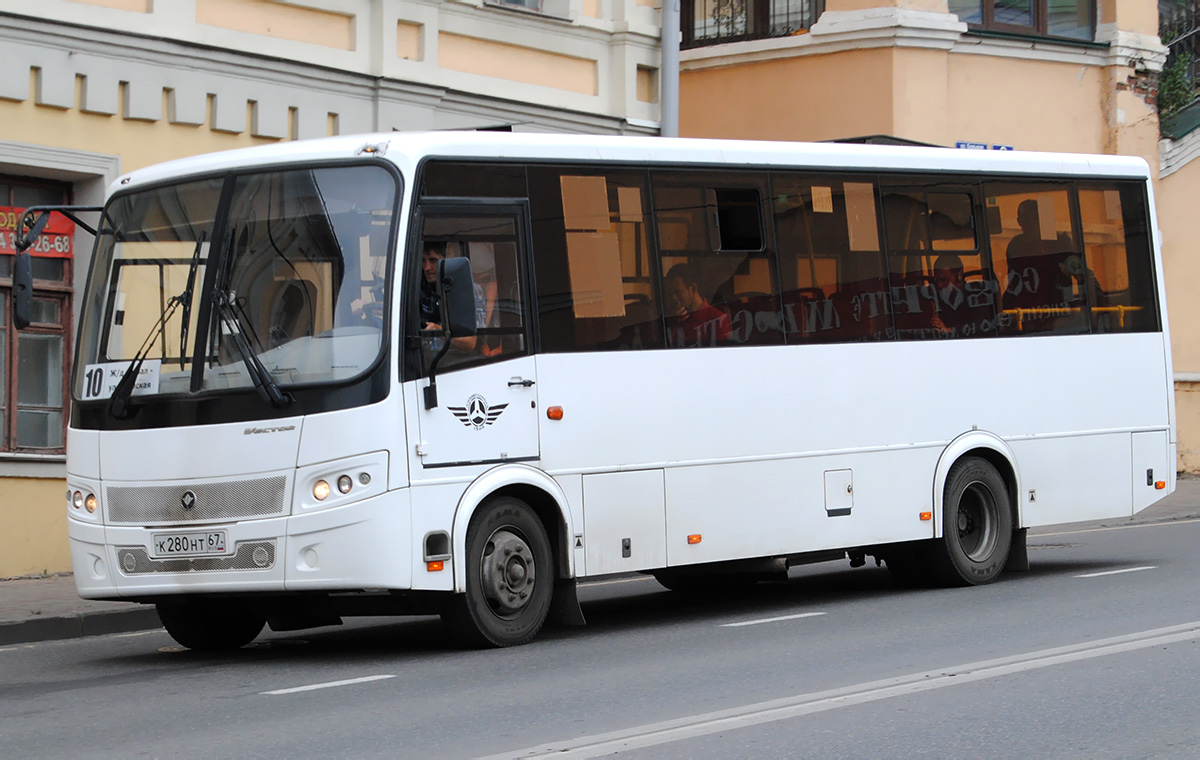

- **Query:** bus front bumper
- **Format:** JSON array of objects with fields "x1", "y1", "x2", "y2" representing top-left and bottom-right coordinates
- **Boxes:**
[{"x1": 69, "y1": 488, "x2": 425, "y2": 601}]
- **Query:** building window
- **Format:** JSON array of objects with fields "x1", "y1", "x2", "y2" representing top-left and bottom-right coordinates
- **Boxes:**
[
  {"x1": 683, "y1": 0, "x2": 824, "y2": 48},
  {"x1": 949, "y1": 0, "x2": 1093, "y2": 41},
  {"x1": 0, "y1": 176, "x2": 72, "y2": 453}
]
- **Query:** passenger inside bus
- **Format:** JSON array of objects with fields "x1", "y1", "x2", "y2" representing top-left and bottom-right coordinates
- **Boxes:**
[
  {"x1": 663, "y1": 262, "x2": 731, "y2": 347},
  {"x1": 1002, "y1": 198, "x2": 1088, "y2": 333}
]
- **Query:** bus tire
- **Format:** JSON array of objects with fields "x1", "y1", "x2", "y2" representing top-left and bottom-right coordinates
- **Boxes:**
[
  {"x1": 927, "y1": 456, "x2": 1013, "y2": 586},
  {"x1": 156, "y1": 600, "x2": 265, "y2": 651},
  {"x1": 443, "y1": 497, "x2": 554, "y2": 647}
]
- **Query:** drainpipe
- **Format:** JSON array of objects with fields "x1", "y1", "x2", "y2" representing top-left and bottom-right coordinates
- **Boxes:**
[{"x1": 661, "y1": 0, "x2": 680, "y2": 137}]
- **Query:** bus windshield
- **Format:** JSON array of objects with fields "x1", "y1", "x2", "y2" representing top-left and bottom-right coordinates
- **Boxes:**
[{"x1": 74, "y1": 164, "x2": 397, "y2": 403}]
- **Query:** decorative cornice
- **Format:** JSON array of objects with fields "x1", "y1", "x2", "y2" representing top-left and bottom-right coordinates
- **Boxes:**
[
  {"x1": 1161, "y1": 127, "x2": 1200, "y2": 179},
  {"x1": 1094, "y1": 24, "x2": 1168, "y2": 72},
  {"x1": 681, "y1": 8, "x2": 966, "y2": 71}
]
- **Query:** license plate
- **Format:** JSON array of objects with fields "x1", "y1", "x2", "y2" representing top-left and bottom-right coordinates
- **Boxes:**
[{"x1": 152, "y1": 530, "x2": 227, "y2": 558}]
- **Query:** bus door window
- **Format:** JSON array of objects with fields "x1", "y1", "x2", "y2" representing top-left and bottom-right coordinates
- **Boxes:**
[
  {"x1": 983, "y1": 183, "x2": 1088, "y2": 336},
  {"x1": 651, "y1": 172, "x2": 781, "y2": 347},
  {"x1": 528, "y1": 167, "x2": 663, "y2": 352},
  {"x1": 416, "y1": 214, "x2": 527, "y2": 372},
  {"x1": 1077, "y1": 183, "x2": 1158, "y2": 333},
  {"x1": 772, "y1": 174, "x2": 889, "y2": 343},
  {"x1": 880, "y1": 182, "x2": 995, "y2": 339}
]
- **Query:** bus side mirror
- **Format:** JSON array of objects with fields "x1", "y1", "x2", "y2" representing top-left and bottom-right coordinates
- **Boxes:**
[
  {"x1": 438, "y1": 257, "x2": 477, "y2": 338},
  {"x1": 12, "y1": 251, "x2": 32, "y2": 330}
]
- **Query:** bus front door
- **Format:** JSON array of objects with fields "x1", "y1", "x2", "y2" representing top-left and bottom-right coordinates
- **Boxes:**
[{"x1": 412, "y1": 205, "x2": 539, "y2": 468}]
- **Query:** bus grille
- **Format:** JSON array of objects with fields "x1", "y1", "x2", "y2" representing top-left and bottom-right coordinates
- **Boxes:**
[
  {"x1": 106, "y1": 476, "x2": 287, "y2": 525},
  {"x1": 116, "y1": 541, "x2": 276, "y2": 575}
]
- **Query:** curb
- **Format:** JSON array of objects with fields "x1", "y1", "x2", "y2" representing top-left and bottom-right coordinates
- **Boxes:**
[{"x1": 0, "y1": 607, "x2": 162, "y2": 647}]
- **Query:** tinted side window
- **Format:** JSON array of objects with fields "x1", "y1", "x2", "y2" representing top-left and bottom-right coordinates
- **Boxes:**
[
  {"x1": 530, "y1": 167, "x2": 663, "y2": 352},
  {"x1": 421, "y1": 162, "x2": 528, "y2": 199},
  {"x1": 881, "y1": 182, "x2": 998, "y2": 340},
  {"x1": 984, "y1": 183, "x2": 1087, "y2": 336},
  {"x1": 1077, "y1": 183, "x2": 1158, "y2": 333},
  {"x1": 653, "y1": 171, "x2": 781, "y2": 347},
  {"x1": 773, "y1": 174, "x2": 889, "y2": 343}
]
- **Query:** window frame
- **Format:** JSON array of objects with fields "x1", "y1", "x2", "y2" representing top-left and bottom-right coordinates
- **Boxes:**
[
  {"x1": 0, "y1": 174, "x2": 73, "y2": 454},
  {"x1": 953, "y1": 0, "x2": 1095, "y2": 42}
]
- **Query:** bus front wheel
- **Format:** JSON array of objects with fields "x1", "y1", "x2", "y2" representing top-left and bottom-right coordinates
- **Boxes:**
[
  {"x1": 443, "y1": 497, "x2": 554, "y2": 647},
  {"x1": 156, "y1": 599, "x2": 265, "y2": 651},
  {"x1": 927, "y1": 456, "x2": 1013, "y2": 586}
]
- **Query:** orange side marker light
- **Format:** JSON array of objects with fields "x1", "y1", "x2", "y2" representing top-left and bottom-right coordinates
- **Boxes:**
[
  {"x1": 427, "y1": 560, "x2": 444, "y2": 572},
  {"x1": 547, "y1": 406, "x2": 564, "y2": 421},
  {"x1": 1155, "y1": 481, "x2": 1166, "y2": 490},
  {"x1": 919, "y1": 512, "x2": 932, "y2": 521},
  {"x1": 687, "y1": 534, "x2": 702, "y2": 545}
]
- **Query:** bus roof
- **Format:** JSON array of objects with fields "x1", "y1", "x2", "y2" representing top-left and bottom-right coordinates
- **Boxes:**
[{"x1": 114, "y1": 131, "x2": 1152, "y2": 194}]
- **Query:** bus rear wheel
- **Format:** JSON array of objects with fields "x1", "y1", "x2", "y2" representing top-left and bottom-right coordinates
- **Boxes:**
[
  {"x1": 156, "y1": 599, "x2": 265, "y2": 651},
  {"x1": 927, "y1": 456, "x2": 1013, "y2": 586},
  {"x1": 443, "y1": 497, "x2": 554, "y2": 647}
]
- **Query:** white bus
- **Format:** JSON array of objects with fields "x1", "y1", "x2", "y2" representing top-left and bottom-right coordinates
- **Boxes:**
[{"x1": 17, "y1": 132, "x2": 1174, "y2": 650}]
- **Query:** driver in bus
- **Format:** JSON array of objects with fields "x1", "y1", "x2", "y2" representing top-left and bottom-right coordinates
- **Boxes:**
[{"x1": 420, "y1": 240, "x2": 487, "y2": 356}]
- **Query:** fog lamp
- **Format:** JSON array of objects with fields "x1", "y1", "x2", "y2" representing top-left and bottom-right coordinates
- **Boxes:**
[{"x1": 313, "y1": 480, "x2": 331, "y2": 501}]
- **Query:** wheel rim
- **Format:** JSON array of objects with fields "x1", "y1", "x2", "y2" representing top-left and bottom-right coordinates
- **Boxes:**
[
  {"x1": 479, "y1": 528, "x2": 537, "y2": 619},
  {"x1": 956, "y1": 479, "x2": 999, "y2": 562}
]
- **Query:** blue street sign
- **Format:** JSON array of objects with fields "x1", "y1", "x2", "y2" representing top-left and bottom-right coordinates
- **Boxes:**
[
  {"x1": 992, "y1": 144, "x2": 1014, "y2": 151},
  {"x1": 955, "y1": 141, "x2": 988, "y2": 150}
]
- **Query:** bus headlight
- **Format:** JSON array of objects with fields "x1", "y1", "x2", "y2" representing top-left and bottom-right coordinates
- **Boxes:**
[
  {"x1": 84, "y1": 494, "x2": 98, "y2": 513},
  {"x1": 337, "y1": 475, "x2": 353, "y2": 494},
  {"x1": 72, "y1": 491, "x2": 84, "y2": 510},
  {"x1": 313, "y1": 480, "x2": 331, "y2": 501}
]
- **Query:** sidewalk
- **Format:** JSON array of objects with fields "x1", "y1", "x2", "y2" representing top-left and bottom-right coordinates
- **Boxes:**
[{"x1": 4, "y1": 478, "x2": 1200, "y2": 646}]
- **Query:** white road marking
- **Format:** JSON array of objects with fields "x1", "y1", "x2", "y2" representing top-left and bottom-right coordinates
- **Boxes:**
[
  {"x1": 1075, "y1": 565, "x2": 1156, "y2": 578},
  {"x1": 115, "y1": 630, "x2": 162, "y2": 638},
  {"x1": 0, "y1": 647, "x2": 14, "y2": 653},
  {"x1": 479, "y1": 621, "x2": 1200, "y2": 759},
  {"x1": 262, "y1": 674, "x2": 395, "y2": 696},
  {"x1": 1035, "y1": 516, "x2": 1200, "y2": 538},
  {"x1": 721, "y1": 612, "x2": 826, "y2": 628},
  {"x1": 582, "y1": 576, "x2": 658, "y2": 588}
]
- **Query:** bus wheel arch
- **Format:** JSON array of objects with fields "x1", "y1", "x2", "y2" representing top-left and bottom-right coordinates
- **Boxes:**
[
  {"x1": 451, "y1": 466, "x2": 576, "y2": 593},
  {"x1": 930, "y1": 437, "x2": 1020, "y2": 585},
  {"x1": 933, "y1": 434, "x2": 1021, "y2": 539},
  {"x1": 442, "y1": 494, "x2": 556, "y2": 647}
]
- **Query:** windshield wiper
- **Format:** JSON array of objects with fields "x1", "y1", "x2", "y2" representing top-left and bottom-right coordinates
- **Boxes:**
[
  {"x1": 176, "y1": 231, "x2": 206, "y2": 369},
  {"x1": 212, "y1": 289, "x2": 294, "y2": 409}
]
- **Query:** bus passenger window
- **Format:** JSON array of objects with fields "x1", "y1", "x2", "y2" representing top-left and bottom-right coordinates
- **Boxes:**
[
  {"x1": 1077, "y1": 184, "x2": 1158, "y2": 333},
  {"x1": 773, "y1": 174, "x2": 890, "y2": 344},
  {"x1": 530, "y1": 167, "x2": 663, "y2": 353},
  {"x1": 984, "y1": 184, "x2": 1088, "y2": 336}
]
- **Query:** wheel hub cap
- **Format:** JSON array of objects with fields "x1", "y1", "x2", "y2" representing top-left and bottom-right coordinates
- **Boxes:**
[{"x1": 480, "y1": 529, "x2": 536, "y2": 618}]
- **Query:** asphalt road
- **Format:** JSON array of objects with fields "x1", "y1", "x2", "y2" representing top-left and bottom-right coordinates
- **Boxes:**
[{"x1": 2, "y1": 516, "x2": 1199, "y2": 759}]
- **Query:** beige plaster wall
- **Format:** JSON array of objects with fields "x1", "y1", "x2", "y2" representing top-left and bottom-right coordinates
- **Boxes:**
[
  {"x1": 680, "y1": 49, "x2": 895, "y2": 141},
  {"x1": 438, "y1": 33, "x2": 598, "y2": 97},
  {"x1": 0, "y1": 479, "x2": 70, "y2": 577},
  {"x1": 947, "y1": 55, "x2": 1107, "y2": 153},
  {"x1": 196, "y1": 0, "x2": 354, "y2": 51},
  {"x1": 69, "y1": 0, "x2": 149, "y2": 11},
  {"x1": 1158, "y1": 156, "x2": 1200, "y2": 471},
  {"x1": 0, "y1": 83, "x2": 280, "y2": 174}
]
